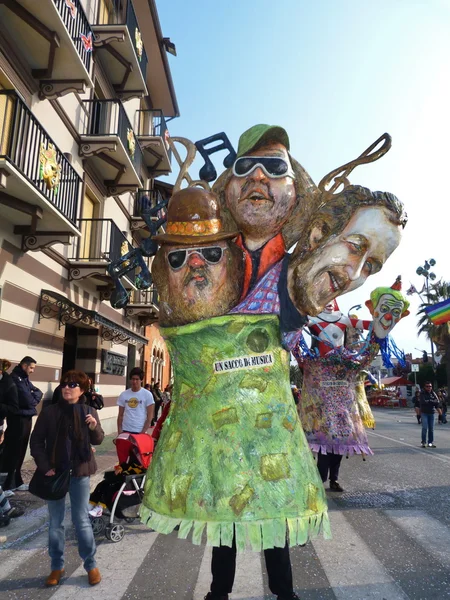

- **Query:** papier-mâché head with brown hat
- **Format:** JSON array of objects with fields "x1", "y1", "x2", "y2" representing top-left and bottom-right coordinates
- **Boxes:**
[{"x1": 151, "y1": 187, "x2": 244, "y2": 327}]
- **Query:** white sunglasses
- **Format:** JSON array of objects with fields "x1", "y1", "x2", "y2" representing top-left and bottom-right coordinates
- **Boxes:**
[{"x1": 232, "y1": 156, "x2": 295, "y2": 179}]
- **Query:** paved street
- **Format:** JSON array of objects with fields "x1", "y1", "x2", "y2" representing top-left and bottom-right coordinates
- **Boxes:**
[{"x1": 1, "y1": 408, "x2": 449, "y2": 600}]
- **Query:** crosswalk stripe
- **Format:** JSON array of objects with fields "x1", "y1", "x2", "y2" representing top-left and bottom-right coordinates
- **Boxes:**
[
  {"x1": 49, "y1": 523, "x2": 159, "y2": 599},
  {"x1": 193, "y1": 545, "x2": 213, "y2": 600},
  {"x1": 3, "y1": 505, "x2": 450, "y2": 599},
  {"x1": 367, "y1": 431, "x2": 450, "y2": 464},
  {"x1": 0, "y1": 529, "x2": 48, "y2": 581},
  {"x1": 385, "y1": 509, "x2": 450, "y2": 566},
  {"x1": 231, "y1": 549, "x2": 265, "y2": 599},
  {"x1": 312, "y1": 504, "x2": 410, "y2": 600},
  {"x1": 192, "y1": 541, "x2": 266, "y2": 600}
]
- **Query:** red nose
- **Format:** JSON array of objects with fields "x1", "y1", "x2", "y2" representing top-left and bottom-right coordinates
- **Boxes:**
[
  {"x1": 187, "y1": 252, "x2": 205, "y2": 267},
  {"x1": 385, "y1": 313, "x2": 393, "y2": 321}
]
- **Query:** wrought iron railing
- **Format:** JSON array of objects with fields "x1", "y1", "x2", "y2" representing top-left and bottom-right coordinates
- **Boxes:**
[
  {"x1": 53, "y1": 0, "x2": 93, "y2": 72},
  {"x1": 130, "y1": 287, "x2": 159, "y2": 308},
  {"x1": 135, "y1": 109, "x2": 172, "y2": 165},
  {"x1": 0, "y1": 91, "x2": 81, "y2": 225},
  {"x1": 134, "y1": 189, "x2": 167, "y2": 218},
  {"x1": 80, "y1": 99, "x2": 143, "y2": 178},
  {"x1": 69, "y1": 218, "x2": 136, "y2": 283},
  {"x1": 93, "y1": 0, "x2": 147, "y2": 79}
]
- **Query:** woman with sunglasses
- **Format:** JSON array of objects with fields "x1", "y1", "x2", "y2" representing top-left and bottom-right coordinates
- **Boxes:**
[{"x1": 30, "y1": 370, "x2": 104, "y2": 588}]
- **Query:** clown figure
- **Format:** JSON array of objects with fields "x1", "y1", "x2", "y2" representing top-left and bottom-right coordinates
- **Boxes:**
[{"x1": 296, "y1": 277, "x2": 409, "y2": 493}]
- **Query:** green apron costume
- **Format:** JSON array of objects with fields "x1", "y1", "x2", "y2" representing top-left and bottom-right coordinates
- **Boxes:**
[{"x1": 141, "y1": 314, "x2": 330, "y2": 552}]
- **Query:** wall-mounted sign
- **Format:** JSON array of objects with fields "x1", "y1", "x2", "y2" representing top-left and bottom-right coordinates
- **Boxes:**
[
  {"x1": 127, "y1": 128, "x2": 136, "y2": 159},
  {"x1": 39, "y1": 143, "x2": 61, "y2": 192},
  {"x1": 101, "y1": 350, "x2": 127, "y2": 376},
  {"x1": 135, "y1": 28, "x2": 143, "y2": 61}
]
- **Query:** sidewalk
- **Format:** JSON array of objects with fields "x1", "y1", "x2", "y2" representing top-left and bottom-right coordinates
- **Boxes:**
[{"x1": 0, "y1": 433, "x2": 119, "y2": 548}]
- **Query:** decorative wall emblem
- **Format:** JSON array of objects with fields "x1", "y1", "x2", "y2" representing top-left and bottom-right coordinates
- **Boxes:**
[
  {"x1": 81, "y1": 32, "x2": 93, "y2": 53},
  {"x1": 65, "y1": 0, "x2": 77, "y2": 19},
  {"x1": 127, "y1": 128, "x2": 136, "y2": 159},
  {"x1": 135, "y1": 28, "x2": 143, "y2": 61},
  {"x1": 39, "y1": 143, "x2": 61, "y2": 192},
  {"x1": 120, "y1": 240, "x2": 131, "y2": 268}
]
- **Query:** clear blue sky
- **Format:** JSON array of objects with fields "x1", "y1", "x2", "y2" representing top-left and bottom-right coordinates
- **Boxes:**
[{"x1": 158, "y1": 0, "x2": 450, "y2": 357}]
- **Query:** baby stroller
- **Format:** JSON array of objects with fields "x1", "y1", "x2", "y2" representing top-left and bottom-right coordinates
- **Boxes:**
[{"x1": 89, "y1": 432, "x2": 153, "y2": 542}]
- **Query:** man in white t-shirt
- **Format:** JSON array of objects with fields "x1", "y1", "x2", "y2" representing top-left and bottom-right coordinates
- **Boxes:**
[{"x1": 117, "y1": 368, "x2": 154, "y2": 434}]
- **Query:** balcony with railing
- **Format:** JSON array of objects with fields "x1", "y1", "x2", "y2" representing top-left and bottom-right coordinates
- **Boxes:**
[
  {"x1": 79, "y1": 99, "x2": 143, "y2": 195},
  {"x1": 0, "y1": 0, "x2": 93, "y2": 99},
  {"x1": 125, "y1": 286, "x2": 159, "y2": 325},
  {"x1": 0, "y1": 91, "x2": 81, "y2": 249},
  {"x1": 135, "y1": 110, "x2": 172, "y2": 174},
  {"x1": 131, "y1": 189, "x2": 168, "y2": 236},
  {"x1": 68, "y1": 218, "x2": 136, "y2": 288},
  {"x1": 92, "y1": 0, "x2": 148, "y2": 98}
]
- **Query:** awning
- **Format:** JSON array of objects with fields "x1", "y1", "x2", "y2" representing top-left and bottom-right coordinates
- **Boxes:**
[
  {"x1": 38, "y1": 289, "x2": 148, "y2": 346},
  {"x1": 380, "y1": 376, "x2": 411, "y2": 387}
]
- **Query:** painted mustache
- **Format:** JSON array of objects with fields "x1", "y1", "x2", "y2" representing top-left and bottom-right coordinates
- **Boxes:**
[{"x1": 184, "y1": 266, "x2": 209, "y2": 286}]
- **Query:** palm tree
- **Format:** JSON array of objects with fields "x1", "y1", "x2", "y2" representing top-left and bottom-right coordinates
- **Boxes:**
[{"x1": 417, "y1": 280, "x2": 450, "y2": 387}]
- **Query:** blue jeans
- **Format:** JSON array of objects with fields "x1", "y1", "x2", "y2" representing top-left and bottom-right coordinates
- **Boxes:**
[
  {"x1": 48, "y1": 476, "x2": 96, "y2": 572},
  {"x1": 421, "y1": 413, "x2": 435, "y2": 444}
]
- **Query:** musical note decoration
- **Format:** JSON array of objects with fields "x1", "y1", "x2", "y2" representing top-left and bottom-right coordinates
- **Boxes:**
[
  {"x1": 195, "y1": 133, "x2": 237, "y2": 182},
  {"x1": 107, "y1": 195, "x2": 169, "y2": 309}
]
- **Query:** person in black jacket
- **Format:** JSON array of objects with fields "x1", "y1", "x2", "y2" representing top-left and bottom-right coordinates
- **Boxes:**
[
  {"x1": 2, "y1": 356, "x2": 42, "y2": 494},
  {"x1": 0, "y1": 358, "x2": 19, "y2": 424},
  {"x1": 0, "y1": 359, "x2": 20, "y2": 492},
  {"x1": 419, "y1": 382, "x2": 441, "y2": 448}
]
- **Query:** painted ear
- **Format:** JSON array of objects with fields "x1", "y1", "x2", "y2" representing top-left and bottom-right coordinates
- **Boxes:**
[
  {"x1": 309, "y1": 223, "x2": 325, "y2": 250},
  {"x1": 400, "y1": 310, "x2": 410, "y2": 319},
  {"x1": 365, "y1": 299, "x2": 374, "y2": 314}
]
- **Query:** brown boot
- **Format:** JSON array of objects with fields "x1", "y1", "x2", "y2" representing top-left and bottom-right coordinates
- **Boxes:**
[
  {"x1": 45, "y1": 569, "x2": 65, "y2": 586},
  {"x1": 88, "y1": 567, "x2": 102, "y2": 586}
]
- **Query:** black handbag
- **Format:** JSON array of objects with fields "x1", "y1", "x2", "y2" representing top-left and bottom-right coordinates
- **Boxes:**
[
  {"x1": 29, "y1": 415, "x2": 71, "y2": 501},
  {"x1": 29, "y1": 467, "x2": 70, "y2": 501}
]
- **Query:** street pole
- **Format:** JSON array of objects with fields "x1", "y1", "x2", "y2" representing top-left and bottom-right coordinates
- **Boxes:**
[
  {"x1": 416, "y1": 259, "x2": 437, "y2": 390},
  {"x1": 425, "y1": 276, "x2": 437, "y2": 388}
]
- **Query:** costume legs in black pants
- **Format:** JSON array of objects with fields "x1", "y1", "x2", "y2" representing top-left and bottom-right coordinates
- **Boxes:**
[
  {"x1": 317, "y1": 450, "x2": 343, "y2": 483},
  {"x1": 211, "y1": 537, "x2": 293, "y2": 597}
]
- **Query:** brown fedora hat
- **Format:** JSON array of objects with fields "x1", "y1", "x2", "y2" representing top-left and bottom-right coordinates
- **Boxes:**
[{"x1": 153, "y1": 187, "x2": 239, "y2": 245}]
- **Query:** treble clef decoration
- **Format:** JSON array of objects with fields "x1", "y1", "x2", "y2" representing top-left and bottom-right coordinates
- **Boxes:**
[
  {"x1": 318, "y1": 133, "x2": 392, "y2": 200},
  {"x1": 169, "y1": 137, "x2": 211, "y2": 193}
]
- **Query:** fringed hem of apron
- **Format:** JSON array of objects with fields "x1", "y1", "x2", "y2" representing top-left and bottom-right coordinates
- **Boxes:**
[
  {"x1": 139, "y1": 506, "x2": 331, "y2": 552},
  {"x1": 309, "y1": 442, "x2": 374, "y2": 456}
]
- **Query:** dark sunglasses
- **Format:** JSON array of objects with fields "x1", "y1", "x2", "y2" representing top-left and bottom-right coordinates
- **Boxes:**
[
  {"x1": 61, "y1": 382, "x2": 80, "y2": 389},
  {"x1": 232, "y1": 156, "x2": 294, "y2": 179},
  {"x1": 167, "y1": 246, "x2": 224, "y2": 270}
]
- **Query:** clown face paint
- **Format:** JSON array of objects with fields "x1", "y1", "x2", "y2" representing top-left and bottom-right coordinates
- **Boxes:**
[
  {"x1": 371, "y1": 293, "x2": 405, "y2": 338},
  {"x1": 289, "y1": 206, "x2": 402, "y2": 315},
  {"x1": 225, "y1": 143, "x2": 296, "y2": 250}
]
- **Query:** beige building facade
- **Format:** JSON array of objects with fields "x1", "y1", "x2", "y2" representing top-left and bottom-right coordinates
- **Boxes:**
[{"x1": 0, "y1": 0, "x2": 178, "y2": 433}]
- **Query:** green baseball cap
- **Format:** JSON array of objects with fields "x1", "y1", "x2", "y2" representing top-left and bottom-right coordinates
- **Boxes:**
[{"x1": 237, "y1": 124, "x2": 290, "y2": 158}]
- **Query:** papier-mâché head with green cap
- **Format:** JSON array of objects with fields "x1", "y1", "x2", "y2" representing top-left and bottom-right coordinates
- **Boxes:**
[{"x1": 212, "y1": 124, "x2": 318, "y2": 251}]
